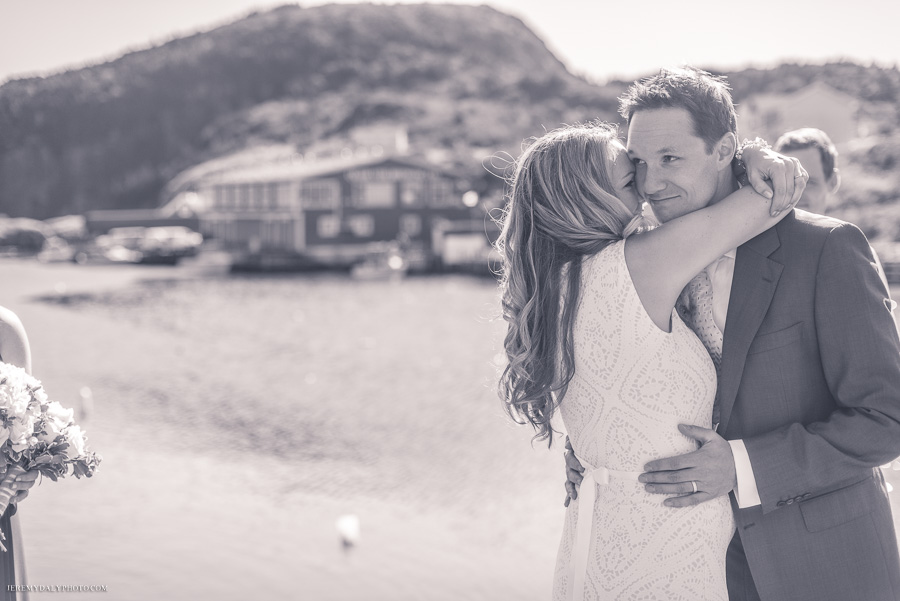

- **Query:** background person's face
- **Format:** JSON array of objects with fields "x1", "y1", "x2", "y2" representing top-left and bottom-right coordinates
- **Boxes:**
[
  {"x1": 626, "y1": 107, "x2": 723, "y2": 223},
  {"x1": 780, "y1": 147, "x2": 834, "y2": 214}
]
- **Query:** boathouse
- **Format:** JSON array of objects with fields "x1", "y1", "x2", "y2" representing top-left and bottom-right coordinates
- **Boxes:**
[{"x1": 180, "y1": 154, "x2": 478, "y2": 268}]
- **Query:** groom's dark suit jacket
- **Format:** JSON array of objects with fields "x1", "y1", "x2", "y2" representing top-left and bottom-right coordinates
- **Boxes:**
[{"x1": 721, "y1": 209, "x2": 900, "y2": 601}]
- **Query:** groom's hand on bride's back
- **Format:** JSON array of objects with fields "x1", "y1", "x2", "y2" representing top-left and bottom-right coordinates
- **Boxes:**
[
  {"x1": 638, "y1": 424, "x2": 737, "y2": 508},
  {"x1": 563, "y1": 437, "x2": 584, "y2": 507}
]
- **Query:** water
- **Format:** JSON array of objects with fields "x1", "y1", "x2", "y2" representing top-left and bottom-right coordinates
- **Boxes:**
[{"x1": 0, "y1": 259, "x2": 563, "y2": 601}]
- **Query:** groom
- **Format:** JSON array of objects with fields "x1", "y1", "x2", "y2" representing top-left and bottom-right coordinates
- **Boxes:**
[{"x1": 569, "y1": 67, "x2": 900, "y2": 601}]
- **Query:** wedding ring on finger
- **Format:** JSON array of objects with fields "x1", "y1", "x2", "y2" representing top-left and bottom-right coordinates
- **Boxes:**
[{"x1": 690, "y1": 480, "x2": 698, "y2": 494}]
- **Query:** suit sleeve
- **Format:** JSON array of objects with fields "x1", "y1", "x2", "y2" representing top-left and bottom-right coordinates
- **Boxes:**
[{"x1": 743, "y1": 223, "x2": 900, "y2": 514}]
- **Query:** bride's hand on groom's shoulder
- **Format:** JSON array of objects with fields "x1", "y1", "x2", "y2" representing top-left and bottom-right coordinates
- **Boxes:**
[
  {"x1": 740, "y1": 143, "x2": 808, "y2": 215},
  {"x1": 563, "y1": 437, "x2": 584, "y2": 507},
  {"x1": 638, "y1": 425, "x2": 737, "y2": 508}
]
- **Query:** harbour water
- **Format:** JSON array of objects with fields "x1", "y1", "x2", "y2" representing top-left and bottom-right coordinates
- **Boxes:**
[{"x1": 0, "y1": 258, "x2": 563, "y2": 601}]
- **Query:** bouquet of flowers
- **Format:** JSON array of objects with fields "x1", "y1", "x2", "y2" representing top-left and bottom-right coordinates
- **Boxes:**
[{"x1": 0, "y1": 361, "x2": 101, "y2": 550}]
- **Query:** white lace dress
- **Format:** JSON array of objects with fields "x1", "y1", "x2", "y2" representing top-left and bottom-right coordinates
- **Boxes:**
[{"x1": 552, "y1": 240, "x2": 735, "y2": 601}]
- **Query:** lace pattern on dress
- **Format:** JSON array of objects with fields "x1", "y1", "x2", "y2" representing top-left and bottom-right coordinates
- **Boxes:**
[{"x1": 552, "y1": 241, "x2": 734, "y2": 601}]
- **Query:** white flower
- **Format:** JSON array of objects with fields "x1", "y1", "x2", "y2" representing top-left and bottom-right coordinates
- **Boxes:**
[
  {"x1": 38, "y1": 413, "x2": 65, "y2": 442},
  {"x1": 31, "y1": 386, "x2": 48, "y2": 405},
  {"x1": 36, "y1": 429, "x2": 56, "y2": 444},
  {"x1": 8, "y1": 391, "x2": 31, "y2": 420},
  {"x1": 9, "y1": 413, "x2": 38, "y2": 450},
  {"x1": 9, "y1": 420, "x2": 30, "y2": 445},
  {"x1": 45, "y1": 401, "x2": 74, "y2": 428},
  {"x1": 64, "y1": 425, "x2": 87, "y2": 459}
]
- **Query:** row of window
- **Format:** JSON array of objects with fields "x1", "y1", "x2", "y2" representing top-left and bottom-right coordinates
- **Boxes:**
[
  {"x1": 302, "y1": 179, "x2": 457, "y2": 209},
  {"x1": 212, "y1": 182, "x2": 287, "y2": 210},
  {"x1": 203, "y1": 214, "x2": 424, "y2": 243},
  {"x1": 346, "y1": 179, "x2": 456, "y2": 209},
  {"x1": 210, "y1": 176, "x2": 461, "y2": 211},
  {"x1": 203, "y1": 219, "x2": 294, "y2": 249},
  {"x1": 315, "y1": 214, "x2": 423, "y2": 239}
]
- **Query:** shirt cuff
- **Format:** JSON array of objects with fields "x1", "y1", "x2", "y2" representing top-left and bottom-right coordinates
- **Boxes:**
[{"x1": 728, "y1": 439, "x2": 761, "y2": 508}]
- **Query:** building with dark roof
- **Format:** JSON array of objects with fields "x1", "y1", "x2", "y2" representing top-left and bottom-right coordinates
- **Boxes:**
[{"x1": 175, "y1": 153, "x2": 480, "y2": 269}]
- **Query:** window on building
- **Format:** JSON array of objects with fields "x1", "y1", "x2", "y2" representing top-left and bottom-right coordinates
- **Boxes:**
[
  {"x1": 348, "y1": 215, "x2": 375, "y2": 238},
  {"x1": 225, "y1": 185, "x2": 237, "y2": 209},
  {"x1": 354, "y1": 182, "x2": 396, "y2": 208},
  {"x1": 263, "y1": 220, "x2": 288, "y2": 248},
  {"x1": 400, "y1": 214, "x2": 422, "y2": 237},
  {"x1": 239, "y1": 184, "x2": 250, "y2": 209},
  {"x1": 214, "y1": 186, "x2": 225, "y2": 208},
  {"x1": 400, "y1": 181, "x2": 425, "y2": 207},
  {"x1": 252, "y1": 183, "x2": 265, "y2": 208},
  {"x1": 429, "y1": 178, "x2": 455, "y2": 207},
  {"x1": 300, "y1": 179, "x2": 340, "y2": 209},
  {"x1": 266, "y1": 183, "x2": 280, "y2": 209},
  {"x1": 317, "y1": 215, "x2": 340, "y2": 238},
  {"x1": 236, "y1": 219, "x2": 260, "y2": 240}
]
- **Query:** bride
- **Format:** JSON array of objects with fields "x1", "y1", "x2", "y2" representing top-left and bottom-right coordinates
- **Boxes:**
[{"x1": 496, "y1": 122, "x2": 803, "y2": 599}]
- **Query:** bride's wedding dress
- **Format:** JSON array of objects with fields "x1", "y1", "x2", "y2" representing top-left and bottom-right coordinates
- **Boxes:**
[{"x1": 553, "y1": 241, "x2": 734, "y2": 601}]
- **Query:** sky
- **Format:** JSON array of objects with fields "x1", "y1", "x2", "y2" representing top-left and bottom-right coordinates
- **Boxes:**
[{"x1": 2, "y1": 0, "x2": 899, "y2": 85}]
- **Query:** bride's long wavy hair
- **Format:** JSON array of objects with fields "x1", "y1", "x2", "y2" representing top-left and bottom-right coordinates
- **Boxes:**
[{"x1": 496, "y1": 121, "x2": 647, "y2": 445}]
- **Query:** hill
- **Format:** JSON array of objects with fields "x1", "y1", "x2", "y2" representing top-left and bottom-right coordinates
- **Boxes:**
[
  {"x1": 1, "y1": 3, "x2": 899, "y2": 237},
  {"x1": 0, "y1": 3, "x2": 622, "y2": 219}
]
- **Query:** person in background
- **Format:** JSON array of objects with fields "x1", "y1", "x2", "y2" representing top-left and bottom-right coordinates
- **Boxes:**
[
  {"x1": 772, "y1": 128, "x2": 839, "y2": 214},
  {"x1": 774, "y1": 127, "x2": 891, "y2": 289}
]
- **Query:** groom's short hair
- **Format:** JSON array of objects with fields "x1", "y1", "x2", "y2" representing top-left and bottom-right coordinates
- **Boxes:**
[{"x1": 618, "y1": 67, "x2": 737, "y2": 152}]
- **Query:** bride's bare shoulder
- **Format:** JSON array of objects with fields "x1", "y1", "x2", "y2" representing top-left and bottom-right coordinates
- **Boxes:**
[{"x1": 0, "y1": 306, "x2": 25, "y2": 333}]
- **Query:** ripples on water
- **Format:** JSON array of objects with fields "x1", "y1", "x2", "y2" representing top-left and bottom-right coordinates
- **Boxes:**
[
  {"x1": 39, "y1": 272, "x2": 555, "y2": 507},
  {"x1": 18, "y1": 267, "x2": 566, "y2": 600}
]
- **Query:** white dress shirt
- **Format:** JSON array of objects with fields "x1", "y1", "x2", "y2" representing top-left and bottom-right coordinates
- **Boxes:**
[{"x1": 704, "y1": 249, "x2": 762, "y2": 508}]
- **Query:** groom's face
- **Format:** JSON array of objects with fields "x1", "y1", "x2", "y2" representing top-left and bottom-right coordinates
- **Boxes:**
[{"x1": 626, "y1": 107, "x2": 723, "y2": 223}]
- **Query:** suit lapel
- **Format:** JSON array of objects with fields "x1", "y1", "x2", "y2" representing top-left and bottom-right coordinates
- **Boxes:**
[{"x1": 717, "y1": 225, "x2": 784, "y2": 434}]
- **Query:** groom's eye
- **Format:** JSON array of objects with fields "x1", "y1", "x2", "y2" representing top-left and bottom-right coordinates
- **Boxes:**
[{"x1": 662, "y1": 155, "x2": 679, "y2": 163}]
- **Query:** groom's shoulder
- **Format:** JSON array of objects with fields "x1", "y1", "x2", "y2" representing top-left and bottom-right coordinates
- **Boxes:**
[
  {"x1": 781, "y1": 208, "x2": 846, "y2": 232},
  {"x1": 776, "y1": 209, "x2": 859, "y2": 243}
]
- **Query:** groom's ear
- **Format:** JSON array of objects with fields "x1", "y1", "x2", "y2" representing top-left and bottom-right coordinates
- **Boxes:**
[
  {"x1": 827, "y1": 168, "x2": 841, "y2": 194},
  {"x1": 713, "y1": 132, "x2": 737, "y2": 171}
]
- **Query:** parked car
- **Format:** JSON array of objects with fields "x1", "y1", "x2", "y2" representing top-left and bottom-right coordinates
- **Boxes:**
[
  {"x1": 135, "y1": 226, "x2": 204, "y2": 264},
  {"x1": 37, "y1": 236, "x2": 77, "y2": 263},
  {"x1": 73, "y1": 226, "x2": 204, "y2": 265}
]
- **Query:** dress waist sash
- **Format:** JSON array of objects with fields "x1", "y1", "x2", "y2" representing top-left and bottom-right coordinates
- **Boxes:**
[{"x1": 568, "y1": 457, "x2": 643, "y2": 601}]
